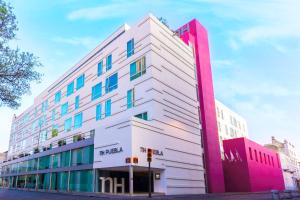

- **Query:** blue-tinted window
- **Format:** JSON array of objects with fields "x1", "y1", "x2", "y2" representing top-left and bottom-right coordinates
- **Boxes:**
[
  {"x1": 52, "y1": 109, "x2": 56, "y2": 121},
  {"x1": 42, "y1": 100, "x2": 48, "y2": 113},
  {"x1": 97, "y1": 61, "x2": 103, "y2": 76},
  {"x1": 74, "y1": 112, "x2": 83, "y2": 129},
  {"x1": 135, "y1": 112, "x2": 148, "y2": 120},
  {"x1": 105, "y1": 73, "x2": 118, "y2": 93},
  {"x1": 55, "y1": 91, "x2": 61, "y2": 103},
  {"x1": 106, "y1": 54, "x2": 112, "y2": 71},
  {"x1": 64, "y1": 118, "x2": 72, "y2": 132},
  {"x1": 127, "y1": 89, "x2": 134, "y2": 109},
  {"x1": 91, "y1": 82, "x2": 102, "y2": 100},
  {"x1": 67, "y1": 81, "x2": 74, "y2": 96},
  {"x1": 130, "y1": 57, "x2": 146, "y2": 81},
  {"x1": 105, "y1": 99, "x2": 111, "y2": 117},
  {"x1": 96, "y1": 104, "x2": 101, "y2": 121},
  {"x1": 61, "y1": 102, "x2": 68, "y2": 116},
  {"x1": 127, "y1": 38, "x2": 134, "y2": 57},
  {"x1": 76, "y1": 74, "x2": 85, "y2": 90},
  {"x1": 75, "y1": 96, "x2": 80, "y2": 110}
]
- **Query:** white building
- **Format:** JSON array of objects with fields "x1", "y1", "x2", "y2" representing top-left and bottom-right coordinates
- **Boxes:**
[
  {"x1": 265, "y1": 137, "x2": 300, "y2": 190},
  {"x1": 0, "y1": 14, "x2": 206, "y2": 195},
  {"x1": 215, "y1": 99, "x2": 248, "y2": 158}
]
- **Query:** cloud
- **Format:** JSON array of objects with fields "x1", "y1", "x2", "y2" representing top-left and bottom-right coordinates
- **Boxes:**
[
  {"x1": 195, "y1": 0, "x2": 300, "y2": 50},
  {"x1": 52, "y1": 36, "x2": 100, "y2": 48}
]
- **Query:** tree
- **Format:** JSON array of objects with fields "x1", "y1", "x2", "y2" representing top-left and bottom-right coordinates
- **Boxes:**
[{"x1": 0, "y1": 0, "x2": 42, "y2": 109}]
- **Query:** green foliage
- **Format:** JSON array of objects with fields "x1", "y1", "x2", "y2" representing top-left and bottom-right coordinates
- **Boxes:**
[
  {"x1": 0, "y1": 0, "x2": 42, "y2": 108},
  {"x1": 51, "y1": 128, "x2": 58, "y2": 137}
]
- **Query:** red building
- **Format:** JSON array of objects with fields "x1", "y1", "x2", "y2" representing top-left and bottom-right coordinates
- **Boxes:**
[{"x1": 223, "y1": 137, "x2": 285, "y2": 192}]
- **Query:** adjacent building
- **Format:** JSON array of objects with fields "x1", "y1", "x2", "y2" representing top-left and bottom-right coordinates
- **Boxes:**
[
  {"x1": 0, "y1": 152, "x2": 7, "y2": 163},
  {"x1": 0, "y1": 14, "x2": 225, "y2": 195},
  {"x1": 223, "y1": 137, "x2": 284, "y2": 192},
  {"x1": 215, "y1": 100, "x2": 248, "y2": 158},
  {"x1": 265, "y1": 137, "x2": 300, "y2": 190}
]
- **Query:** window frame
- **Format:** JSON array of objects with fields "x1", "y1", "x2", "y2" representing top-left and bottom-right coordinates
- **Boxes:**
[
  {"x1": 105, "y1": 73, "x2": 118, "y2": 93},
  {"x1": 61, "y1": 102, "x2": 69, "y2": 116},
  {"x1": 75, "y1": 95, "x2": 80, "y2": 110},
  {"x1": 67, "y1": 81, "x2": 74, "y2": 96},
  {"x1": 130, "y1": 57, "x2": 146, "y2": 81},
  {"x1": 96, "y1": 104, "x2": 102, "y2": 121},
  {"x1": 91, "y1": 82, "x2": 102, "y2": 100},
  {"x1": 76, "y1": 74, "x2": 85, "y2": 90},
  {"x1": 74, "y1": 112, "x2": 83, "y2": 129},
  {"x1": 64, "y1": 117, "x2": 72, "y2": 132},
  {"x1": 97, "y1": 61, "x2": 103, "y2": 76},
  {"x1": 127, "y1": 38, "x2": 134, "y2": 58},
  {"x1": 127, "y1": 88, "x2": 135, "y2": 109},
  {"x1": 106, "y1": 54, "x2": 112, "y2": 71},
  {"x1": 105, "y1": 99, "x2": 111, "y2": 117}
]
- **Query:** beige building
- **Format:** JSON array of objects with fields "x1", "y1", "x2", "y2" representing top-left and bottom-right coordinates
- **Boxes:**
[
  {"x1": 215, "y1": 99, "x2": 248, "y2": 158},
  {"x1": 0, "y1": 152, "x2": 7, "y2": 163},
  {"x1": 265, "y1": 137, "x2": 300, "y2": 190}
]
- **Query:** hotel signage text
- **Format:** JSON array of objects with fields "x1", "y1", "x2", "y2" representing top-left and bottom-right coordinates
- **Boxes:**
[{"x1": 99, "y1": 147, "x2": 123, "y2": 156}]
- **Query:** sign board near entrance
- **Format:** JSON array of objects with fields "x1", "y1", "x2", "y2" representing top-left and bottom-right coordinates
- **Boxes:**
[
  {"x1": 99, "y1": 147, "x2": 123, "y2": 156},
  {"x1": 140, "y1": 147, "x2": 163, "y2": 156}
]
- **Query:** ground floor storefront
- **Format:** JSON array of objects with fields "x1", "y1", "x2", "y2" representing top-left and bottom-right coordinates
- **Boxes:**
[{"x1": 0, "y1": 167, "x2": 164, "y2": 195}]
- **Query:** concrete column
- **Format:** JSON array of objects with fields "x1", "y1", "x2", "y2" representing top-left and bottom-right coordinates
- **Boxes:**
[
  {"x1": 92, "y1": 169, "x2": 97, "y2": 192},
  {"x1": 49, "y1": 172, "x2": 52, "y2": 191},
  {"x1": 129, "y1": 165, "x2": 134, "y2": 195}
]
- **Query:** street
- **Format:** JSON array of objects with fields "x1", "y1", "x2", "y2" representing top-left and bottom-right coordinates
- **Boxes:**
[{"x1": 2, "y1": 188, "x2": 300, "y2": 200}]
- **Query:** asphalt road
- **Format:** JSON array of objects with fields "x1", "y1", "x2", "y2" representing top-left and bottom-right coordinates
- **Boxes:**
[{"x1": 2, "y1": 188, "x2": 300, "y2": 200}]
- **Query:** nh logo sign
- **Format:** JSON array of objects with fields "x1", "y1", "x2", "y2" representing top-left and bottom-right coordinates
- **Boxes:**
[{"x1": 99, "y1": 177, "x2": 125, "y2": 193}]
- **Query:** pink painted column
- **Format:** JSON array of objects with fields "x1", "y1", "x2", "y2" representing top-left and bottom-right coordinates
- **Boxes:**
[{"x1": 177, "y1": 19, "x2": 225, "y2": 193}]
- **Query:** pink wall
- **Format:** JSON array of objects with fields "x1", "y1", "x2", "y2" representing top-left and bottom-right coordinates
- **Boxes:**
[
  {"x1": 223, "y1": 138, "x2": 285, "y2": 192},
  {"x1": 177, "y1": 19, "x2": 225, "y2": 193}
]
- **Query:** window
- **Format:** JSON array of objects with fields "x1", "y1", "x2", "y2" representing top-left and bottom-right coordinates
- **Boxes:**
[
  {"x1": 130, "y1": 57, "x2": 146, "y2": 81},
  {"x1": 106, "y1": 54, "x2": 112, "y2": 71},
  {"x1": 75, "y1": 96, "x2": 80, "y2": 110},
  {"x1": 91, "y1": 82, "x2": 102, "y2": 100},
  {"x1": 97, "y1": 61, "x2": 103, "y2": 76},
  {"x1": 105, "y1": 73, "x2": 118, "y2": 93},
  {"x1": 71, "y1": 146, "x2": 94, "y2": 166},
  {"x1": 135, "y1": 112, "x2": 148, "y2": 120},
  {"x1": 52, "y1": 109, "x2": 56, "y2": 121},
  {"x1": 127, "y1": 38, "x2": 134, "y2": 57},
  {"x1": 249, "y1": 147, "x2": 253, "y2": 160},
  {"x1": 74, "y1": 112, "x2": 83, "y2": 129},
  {"x1": 64, "y1": 118, "x2": 72, "y2": 132},
  {"x1": 96, "y1": 104, "x2": 102, "y2": 121},
  {"x1": 39, "y1": 130, "x2": 47, "y2": 143},
  {"x1": 76, "y1": 74, "x2": 85, "y2": 90},
  {"x1": 67, "y1": 81, "x2": 74, "y2": 96},
  {"x1": 254, "y1": 150, "x2": 258, "y2": 162},
  {"x1": 127, "y1": 89, "x2": 135, "y2": 108},
  {"x1": 105, "y1": 99, "x2": 111, "y2": 117},
  {"x1": 61, "y1": 102, "x2": 68, "y2": 116},
  {"x1": 41, "y1": 100, "x2": 48, "y2": 113},
  {"x1": 259, "y1": 152, "x2": 263, "y2": 163}
]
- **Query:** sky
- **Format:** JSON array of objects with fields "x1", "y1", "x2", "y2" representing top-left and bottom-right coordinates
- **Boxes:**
[{"x1": 1, "y1": 0, "x2": 300, "y2": 155}]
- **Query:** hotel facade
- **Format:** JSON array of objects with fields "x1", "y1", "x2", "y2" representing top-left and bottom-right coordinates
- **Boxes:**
[{"x1": 0, "y1": 14, "x2": 224, "y2": 195}]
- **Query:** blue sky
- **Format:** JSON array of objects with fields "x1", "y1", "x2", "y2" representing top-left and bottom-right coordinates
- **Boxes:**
[{"x1": 1, "y1": 0, "x2": 300, "y2": 155}]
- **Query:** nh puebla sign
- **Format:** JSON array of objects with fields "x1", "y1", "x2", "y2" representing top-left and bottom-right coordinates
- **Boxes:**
[
  {"x1": 140, "y1": 147, "x2": 163, "y2": 156},
  {"x1": 99, "y1": 147, "x2": 123, "y2": 156}
]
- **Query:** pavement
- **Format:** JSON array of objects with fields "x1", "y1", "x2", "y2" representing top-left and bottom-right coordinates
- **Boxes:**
[{"x1": 1, "y1": 188, "x2": 300, "y2": 200}]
